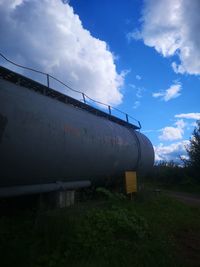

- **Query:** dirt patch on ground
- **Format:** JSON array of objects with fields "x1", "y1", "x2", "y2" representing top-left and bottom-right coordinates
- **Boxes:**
[
  {"x1": 166, "y1": 191, "x2": 200, "y2": 206},
  {"x1": 174, "y1": 228, "x2": 200, "y2": 267}
]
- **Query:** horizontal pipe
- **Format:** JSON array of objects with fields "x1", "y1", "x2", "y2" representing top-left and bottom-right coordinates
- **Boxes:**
[{"x1": 0, "y1": 180, "x2": 91, "y2": 198}]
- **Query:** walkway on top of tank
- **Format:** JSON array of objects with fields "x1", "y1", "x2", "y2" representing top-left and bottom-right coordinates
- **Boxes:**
[{"x1": 0, "y1": 64, "x2": 140, "y2": 130}]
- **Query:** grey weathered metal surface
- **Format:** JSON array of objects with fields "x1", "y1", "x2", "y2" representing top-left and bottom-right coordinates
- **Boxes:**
[
  {"x1": 0, "y1": 68, "x2": 154, "y2": 194},
  {"x1": 0, "y1": 66, "x2": 141, "y2": 130}
]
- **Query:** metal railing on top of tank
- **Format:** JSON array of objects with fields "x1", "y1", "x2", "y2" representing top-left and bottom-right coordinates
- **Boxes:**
[{"x1": 0, "y1": 53, "x2": 141, "y2": 129}]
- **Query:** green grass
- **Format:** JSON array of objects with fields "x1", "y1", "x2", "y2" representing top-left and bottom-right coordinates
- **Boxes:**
[{"x1": 0, "y1": 191, "x2": 200, "y2": 267}]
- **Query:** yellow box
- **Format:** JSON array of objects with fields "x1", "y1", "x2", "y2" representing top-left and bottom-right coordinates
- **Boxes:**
[{"x1": 125, "y1": 171, "x2": 137, "y2": 194}]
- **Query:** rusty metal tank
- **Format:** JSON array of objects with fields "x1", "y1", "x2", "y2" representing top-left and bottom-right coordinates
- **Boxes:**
[{"x1": 0, "y1": 66, "x2": 154, "y2": 192}]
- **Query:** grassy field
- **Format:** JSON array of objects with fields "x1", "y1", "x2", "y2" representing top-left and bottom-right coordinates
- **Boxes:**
[{"x1": 0, "y1": 190, "x2": 200, "y2": 267}]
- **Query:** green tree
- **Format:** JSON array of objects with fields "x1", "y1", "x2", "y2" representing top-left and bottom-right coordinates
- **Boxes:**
[{"x1": 187, "y1": 120, "x2": 200, "y2": 180}]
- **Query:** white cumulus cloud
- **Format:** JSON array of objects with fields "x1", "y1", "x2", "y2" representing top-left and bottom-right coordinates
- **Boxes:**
[
  {"x1": 154, "y1": 140, "x2": 189, "y2": 162},
  {"x1": 136, "y1": 75, "x2": 142, "y2": 80},
  {"x1": 159, "y1": 119, "x2": 185, "y2": 141},
  {"x1": 130, "y1": 0, "x2": 200, "y2": 75},
  {"x1": 159, "y1": 127, "x2": 183, "y2": 141},
  {"x1": 0, "y1": 0, "x2": 124, "y2": 106},
  {"x1": 175, "y1": 113, "x2": 200, "y2": 120},
  {"x1": 152, "y1": 83, "x2": 182, "y2": 101}
]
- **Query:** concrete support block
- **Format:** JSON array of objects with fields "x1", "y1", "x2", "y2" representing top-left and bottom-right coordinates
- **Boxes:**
[
  {"x1": 57, "y1": 190, "x2": 75, "y2": 208},
  {"x1": 39, "y1": 190, "x2": 75, "y2": 209}
]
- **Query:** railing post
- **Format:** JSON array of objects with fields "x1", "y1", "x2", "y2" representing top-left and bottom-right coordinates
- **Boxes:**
[
  {"x1": 108, "y1": 105, "x2": 111, "y2": 115},
  {"x1": 47, "y1": 74, "x2": 50, "y2": 88},
  {"x1": 82, "y1": 93, "x2": 86, "y2": 104},
  {"x1": 126, "y1": 114, "x2": 129, "y2": 123}
]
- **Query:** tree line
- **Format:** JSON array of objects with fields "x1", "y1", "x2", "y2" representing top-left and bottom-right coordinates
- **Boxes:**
[{"x1": 145, "y1": 121, "x2": 200, "y2": 189}]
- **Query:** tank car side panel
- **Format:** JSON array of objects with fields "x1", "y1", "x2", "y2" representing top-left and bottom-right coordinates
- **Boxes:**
[{"x1": 0, "y1": 79, "x2": 141, "y2": 187}]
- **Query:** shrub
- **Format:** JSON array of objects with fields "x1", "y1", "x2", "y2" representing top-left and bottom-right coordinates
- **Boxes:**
[{"x1": 76, "y1": 206, "x2": 148, "y2": 259}]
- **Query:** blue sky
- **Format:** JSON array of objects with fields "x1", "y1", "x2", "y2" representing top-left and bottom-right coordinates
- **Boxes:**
[{"x1": 0, "y1": 0, "x2": 200, "y2": 162}]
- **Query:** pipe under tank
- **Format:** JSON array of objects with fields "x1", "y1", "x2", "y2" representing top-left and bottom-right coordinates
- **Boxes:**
[{"x1": 0, "y1": 69, "x2": 154, "y2": 190}]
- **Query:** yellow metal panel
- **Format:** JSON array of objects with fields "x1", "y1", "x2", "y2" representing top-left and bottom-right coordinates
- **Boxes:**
[{"x1": 125, "y1": 171, "x2": 137, "y2": 193}]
